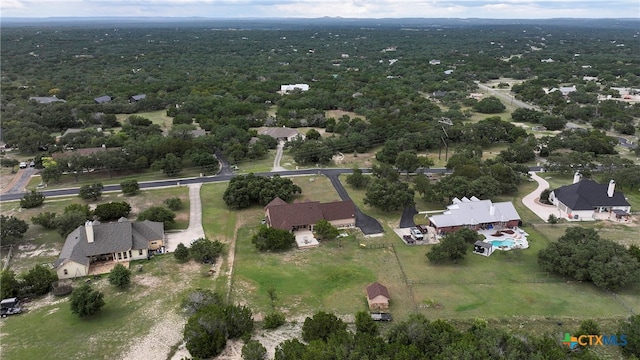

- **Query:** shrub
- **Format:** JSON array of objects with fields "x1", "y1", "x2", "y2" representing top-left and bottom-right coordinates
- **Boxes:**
[
  {"x1": 547, "y1": 214, "x2": 558, "y2": 224},
  {"x1": 120, "y1": 179, "x2": 140, "y2": 196},
  {"x1": 190, "y1": 238, "x2": 224, "y2": 264},
  {"x1": 20, "y1": 190, "x2": 45, "y2": 208},
  {"x1": 164, "y1": 197, "x2": 183, "y2": 211},
  {"x1": 137, "y1": 206, "x2": 175, "y2": 227},
  {"x1": 263, "y1": 312, "x2": 286, "y2": 329},
  {"x1": 94, "y1": 201, "x2": 131, "y2": 221},
  {"x1": 70, "y1": 284, "x2": 105, "y2": 317},
  {"x1": 21, "y1": 264, "x2": 57, "y2": 297},
  {"x1": 31, "y1": 212, "x2": 58, "y2": 229},
  {"x1": 174, "y1": 243, "x2": 190, "y2": 262},
  {"x1": 108, "y1": 263, "x2": 132, "y2": 289},
  {"x1": 242, "y1": 340, "x2": 267, "y2": 360},
  {"x1": 79, "y1": 183, "x2": 103, "y2": 200}
]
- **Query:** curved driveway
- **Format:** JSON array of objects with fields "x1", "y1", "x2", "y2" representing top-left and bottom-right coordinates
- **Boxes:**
[
  {"x1": 326, "y1": 173, "x2": 384, "y2": 235},
  {"x1": 522, "y1": 172, "x2": 561, "y2": 222}
]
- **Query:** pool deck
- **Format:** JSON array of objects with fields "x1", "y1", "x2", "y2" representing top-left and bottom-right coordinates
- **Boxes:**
[{"x1": 477, "y1": 228, "x2": 529, "y2": 250}]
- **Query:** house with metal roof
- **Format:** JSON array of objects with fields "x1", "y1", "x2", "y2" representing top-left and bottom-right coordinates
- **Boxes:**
[
  {"x1": 94, "y1": 95, "x2": 112, "y2": 104},
  {"x1": 129, "y1": 94, "x2": 146, "y2": 103},
  {"x1": 29, "y1": 96, "x2": 66, "y2": 104},
  {"x1": 258, "y1": 127, "x2": 305, "y2": 142},
  {"x1": 427, "y1": 197, "x2": 521, "y2": 235},
  {"x1": 54, "y1": 219, "x2": 164, "y2": 279},
  {"x1": 549, "y1": 173, "x2": 631, "y2": 221}
]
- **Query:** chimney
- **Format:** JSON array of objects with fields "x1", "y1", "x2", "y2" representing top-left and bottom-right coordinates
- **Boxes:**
[
  {"x1": 489, "y1": 204, "x2": 495, "y2": 216},
  {"x1": 85, "y1": 220, "x2": 94, "y2": 243},
  {"x1": 607, "y1": 180, "x2": 615, "y2": 198},
  {"x1": 573, "y1": 171, "x2": 581, "y2": 184}
]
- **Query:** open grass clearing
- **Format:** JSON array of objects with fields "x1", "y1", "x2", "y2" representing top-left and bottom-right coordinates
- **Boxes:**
[
  {"x1": 0, "y1": 255, "x2": 212, "y2": 360},
  {"x1": 115, "y1": 110, "x2": 174, "y2": 131},
  {"x1": 325, "y1": 109, "x2": 366, "y2": 121},
  {"x1": 236, "y1": 150, "x2": 277, "y2": 173}
]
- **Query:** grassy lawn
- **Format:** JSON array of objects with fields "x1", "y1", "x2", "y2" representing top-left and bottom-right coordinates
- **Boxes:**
[
  {"x1": 26, "y1": 167, "x2": 204, "y2": 191},
  {"x1": 235, "y1": 151, "x2": 277, "y2": 173},
  {"x1": 0, "y1": 255, "x2": 213, "y2": 360},
  {"x1": 115, "y1": 110, "x2": 173, "y2": 131}
]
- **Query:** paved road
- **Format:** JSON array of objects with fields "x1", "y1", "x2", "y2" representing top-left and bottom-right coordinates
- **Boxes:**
[
  {"x1": 271, "y1": 141, "x2": 287, "y2": 172},
  {"x1": 476, "y1": 82, "x2": 539, "y2": 111},
  {"x1": 1, "y1": 167, "x2": 36, "y2": 194},
  {"x1": 399, "y1": 206, "x2": 417, "y2": 228},
  {"x1": 165, "y1": 183, "x2": 205, "y2": 252},
  {"x1": 522, "y1": 172, "x2": 561, "y2": 222},
  {"x1": 325, "y1": 173, "x2": 384, "y2": 235}
]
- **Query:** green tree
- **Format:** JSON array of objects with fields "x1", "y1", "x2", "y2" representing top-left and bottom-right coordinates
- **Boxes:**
[
  {"x1": 364, "y1": 178, "x2": 415, "y2": 212},
  {"x1": 346, "y1": 167, "x2": 370, "y2": 189},
  {"x1": 355, "y1": 310, "x2": 379, "y2": 336},
  {"x1": 79, "y1": 183, "x2": 104, "y2": 200},
  {"x1": 251, "y1": 226, "x2": 296, "y2": 252},
  {"x1": 163, "y1": 197, "x2": 183, "y2": 210},
  {"x1": 426, "y1": 232, "x2": 469, "y2": 264},
  {"x1": 274, "y1": 339, "x2": 306, "y2": 360},
  {"x1": 70, "y1": 284, "x2": 105, "y2": 317},
  {"x1": 305, "y1": 128, "x2": 322, "y2": 140},
  {"x1": 242, "y1": 340, "x2": 267, "y2": 360},
  {"x1": 224, "y1": 304, "x2": 254, "y2": 339},
  {"x1": 137, "y1": 206, "x2": 175, "y2": 227},
  {"x1": 55, "y1": 211, "x2": 89, "y2": 237},
  {"x1": 190, "y1": 238, "x2": 224, "y2": 264},
  {"x1": 395, "y1": 150, "x2": 420, "y2": 175},
  {"x1": 31, "y1": 212, "x2": 58, "y2": 229},
  {"x1": 21, "y1": 264, "x2": 57, "y2": 296},
  {"x1": 108, "y1": 263, "x2": 132, "y2": 289},
  {"x1": 473, "y1": 96, "x2": 505, "y2": 113},
  {"x1": 0, "y1": 215, "x2": 29, "y2": 244},
  {"x1": 0, "y1": 270, "x2": 20, "y2": 299},
  {"x1": 120, "y1": 179, "x2": 140, "y2": 196},
  {"x1": 314, "y1": 219, "x2": 339, "y2": 241},
  {"x1": 619, "y1": 315, "x2": 640, "y2": 357},
  {"x1": 182, "y1": 289, "x2": 224, "y2": 317},
  {"x1": 174, "y1": 243, "x2": 190, "y2": 262},
  {"x1": 302, "y1": 311, "x2": 347, "y2": 342},
  {"x1": 538, "y1": 227, "x2": 640, "y2": 290},
  {"x1": 94, "y1": 201, "x2": 131, "y2": 221},
  {"x1": 20, "y1": 190, "x2": 45, "y2": 208},
  {"x1": 151, "y1": 153, "x2": 183, "y2": 176},
  {"x1": 223, "y1": 174, "x2": 301, "y2": 210}
]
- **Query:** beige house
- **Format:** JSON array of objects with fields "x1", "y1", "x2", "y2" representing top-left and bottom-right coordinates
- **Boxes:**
[
  {"x1": 54, "y1": 219, "x2": 164, "y2": 279},
  {"x1": 366, "y1": 282, "x2": 390, "y2": 311}
]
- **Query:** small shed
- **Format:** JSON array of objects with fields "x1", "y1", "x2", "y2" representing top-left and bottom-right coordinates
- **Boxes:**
[
  {"x1": 94, "y1": 95, "x2": 112, "y2": 104},
  {"x1": 366, "y1": 282, "x2": 390, "y2": 311},
  {"x1": 473, "y1": 241, "x2": 493, "y2": 257}
]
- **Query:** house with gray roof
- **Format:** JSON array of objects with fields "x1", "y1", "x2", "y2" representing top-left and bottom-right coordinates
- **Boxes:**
[
  {"x1": 428, "y1": 197, "x2": 521, "y2": 235},
  {"x1": 94, "y1": 95, "x2": 112, "y2": 104},
  {"x1": 549, "y1": 173, "x2": 631, "y2": 221},
  {"x1": 258, "y1": 127, "x2": 305, "y2": 142},
  {"x1": 129, "y1": 94, "x2": 146, "y2": 103},
  {"x1": 54, "y1": 219, "x2": 164, "y2": 279}
]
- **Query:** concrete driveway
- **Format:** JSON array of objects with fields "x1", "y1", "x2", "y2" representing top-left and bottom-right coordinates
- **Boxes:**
[
  {"x1": 522, "y1": 172, "x2": 561, "y2": 222},
  {"x1": 165, "y1": 183, "x2": 205, "y2": 252}
]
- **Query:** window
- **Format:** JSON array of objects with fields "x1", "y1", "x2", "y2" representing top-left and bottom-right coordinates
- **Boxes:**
[
  {"x1": 139, "y1": 249, "x2": 143, "y2": 256},
  {"x1": 63, "y1": 269, "x2": 68, "y2": 275},
  {"x1": 123, "y1": 252, "x2": 128, "y2": 259},
  {"x1": 118, "y1": 253, "x2": 122, "y2": 260},
  {"x1": 129, "y1": 250, "x2": 132, "y2": 258}
]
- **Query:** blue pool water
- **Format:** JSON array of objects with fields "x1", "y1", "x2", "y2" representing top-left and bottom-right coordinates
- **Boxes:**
[{"x1": 490, "y1": 239, "x2": 515, "y2": 248}]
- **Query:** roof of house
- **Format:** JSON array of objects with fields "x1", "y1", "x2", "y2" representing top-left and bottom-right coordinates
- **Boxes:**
[
  {"x1": 94, "y1": 95, "x2": 112, "y2": 104},
  {"x1": 130, "y1": 94, "x2": 146, "y2": 101},
  {"x1": 258, "y1": 127, "x2": 301, "y2": 140},
  {"x1": 474, "y1": 241, "x2": 492, "y2": 249},
  {"x1": 29, "y1": 96, "x2": 66, "y2": 104},
  {"x1": 429, "y1": 197, "x2": 521, "y2": 228},
  {"x1": 366, "y1": 282, "x2": 390, "y2": 300},
  {"x1": 54, "y1": 219, "x2": 163, "y2": 268},
  {"x1": 265, "y1": 197, "x2": 355, "y2": 230},
  {"x1": 51, "y1": 146, "x2": 121, "y2": 160},
  {"x1": 552, "y1": 179, "x2": 630, "y2": 210}
]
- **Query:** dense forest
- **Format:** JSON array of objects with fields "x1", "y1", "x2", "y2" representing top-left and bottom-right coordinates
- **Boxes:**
[{"x1": 1, "y1": 20, "x2": 639, "y2": 187}]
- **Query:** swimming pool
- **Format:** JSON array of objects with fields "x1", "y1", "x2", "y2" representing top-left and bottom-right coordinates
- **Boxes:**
[
  {"x1": 488, "y1": 238, "x2": 529, "y2": 250},
  {"x1": 490, "y1": 239, "x2": 515, "y2": 248}
]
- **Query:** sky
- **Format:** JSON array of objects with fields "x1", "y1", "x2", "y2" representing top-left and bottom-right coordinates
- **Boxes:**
[{"x1": 1, "y1": 0, "x2": 639, "y2": 19}]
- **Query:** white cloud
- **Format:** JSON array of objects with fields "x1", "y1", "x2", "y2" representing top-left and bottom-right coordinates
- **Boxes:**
[{"x1": 1, "y1": 0, "x2": 637, "y2": 18}]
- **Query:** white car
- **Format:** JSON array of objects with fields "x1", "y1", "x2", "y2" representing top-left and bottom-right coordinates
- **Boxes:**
[
  {"x1": 19, "y1": 162, "x2": 27, "y2": 169},
  {"x1": 410, "y1": 227, "x2": 424, "y2": 240}
]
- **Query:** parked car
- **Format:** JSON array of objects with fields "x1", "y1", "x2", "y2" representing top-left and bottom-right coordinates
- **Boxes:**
[
  {"x1": 410, "y1": 227, "x2": 424, "y2": 240},
  {"x1": 370, "y1": 312, "x2": 392, "y2": 321},
  {"x1": 1, "y1": 298, "x2": 23, "y2": 318},
  {"x1": 19, "y1": 162, "x2": 27, "y2": 169}
]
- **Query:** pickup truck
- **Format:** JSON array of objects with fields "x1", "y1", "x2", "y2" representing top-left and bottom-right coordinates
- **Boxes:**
[
  {"x1": 370, "y1": 312, "x2": 392, "y2": 321},
  {"x1": 1, "y1": 297, "x2": 23, "y2": 318}
]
